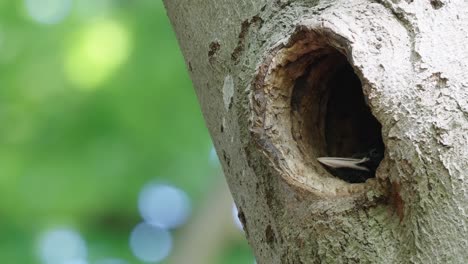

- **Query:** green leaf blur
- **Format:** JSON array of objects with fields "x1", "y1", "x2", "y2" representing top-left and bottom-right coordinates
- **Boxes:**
[{"x1": 0, "y1": 1, "x2": 252, "y2": 263}]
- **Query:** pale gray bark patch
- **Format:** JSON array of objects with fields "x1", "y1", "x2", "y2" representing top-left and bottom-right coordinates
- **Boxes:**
[
  {"x1": 223, "y1": 75, "x2": 234, "y2": 110},
  {"x1": 164, "y1": 0, "x2": 468, "y2": 262}
]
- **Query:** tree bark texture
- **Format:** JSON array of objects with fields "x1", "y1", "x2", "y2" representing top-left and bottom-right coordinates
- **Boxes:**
[{"x1": 164, "y1": 0, "x2": 468, "y2": 263}]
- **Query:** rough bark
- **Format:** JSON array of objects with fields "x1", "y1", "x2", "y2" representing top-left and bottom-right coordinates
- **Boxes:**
[{"x1": 163, "y1": 0, "x2": 468, "y2": 263}]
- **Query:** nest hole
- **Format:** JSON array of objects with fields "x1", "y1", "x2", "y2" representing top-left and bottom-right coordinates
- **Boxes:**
[{"x1": 290, "y1": 48, "x2": 384, "y2": 183}]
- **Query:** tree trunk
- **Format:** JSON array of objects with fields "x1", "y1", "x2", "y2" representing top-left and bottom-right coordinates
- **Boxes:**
[{"x1": 163, "y1": 0, "x2": 468, "y2": 263}]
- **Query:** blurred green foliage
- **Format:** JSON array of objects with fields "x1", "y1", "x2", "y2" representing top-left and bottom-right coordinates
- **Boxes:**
[{"x1": 0, "y1": 1, "x2": 252, "y2": 263}]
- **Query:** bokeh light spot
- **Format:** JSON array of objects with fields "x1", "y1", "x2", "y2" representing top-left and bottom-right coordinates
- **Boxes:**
[
  {"x1": 37, "y1": 228, "x2": 87, "y2": 264},
  {"x1": 64, "y1": 18, "x2": 131, "y2": 90},
  {"x1": 129, "y1": 223, "x2": 172, "y2": 263},
  {"x1": 232, "y1": 203, "x2": 243, "y2": 231},
  {"x1": 138, "y1": 183, "x2": 191, "y2": 229},
  {"x1": 25, "y1": 0, "x2": 72, "y2": 25},
  {"x1": 94, "y1": 258, "x2": 129, "y2": 264},
  {"x1": 63, "y1": 259, "x2": 89, "y2": 264}
]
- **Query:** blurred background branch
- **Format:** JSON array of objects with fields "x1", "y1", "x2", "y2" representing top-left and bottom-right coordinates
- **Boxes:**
[{"x1": 168, "y1": 178, "x2": 242, "y2": 264}]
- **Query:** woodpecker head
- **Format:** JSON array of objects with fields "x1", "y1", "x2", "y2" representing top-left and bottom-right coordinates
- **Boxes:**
[{"x1": 317, "y1": 148, "x2": 383, "y2": 183}]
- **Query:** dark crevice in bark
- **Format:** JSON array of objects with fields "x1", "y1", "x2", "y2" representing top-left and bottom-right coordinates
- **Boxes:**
[{"x1": 430, "y1": 0, "x2": 444, "y2": 9}]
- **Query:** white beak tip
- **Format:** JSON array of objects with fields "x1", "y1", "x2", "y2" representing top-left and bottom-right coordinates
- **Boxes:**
[{"x1": 317, "y1": 156, "x2": 370, "y2": 171}]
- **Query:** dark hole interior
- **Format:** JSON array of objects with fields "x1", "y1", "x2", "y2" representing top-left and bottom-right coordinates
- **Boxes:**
[
  {"x1": 323, "y1": 62, "x2": 384, "y2": 183},
  {"x1": 291, "y1": 51, "x2": 384, "y2": 183},
  {"x1": 325, "y1": 63, "x2": 383, "y2": 158}
]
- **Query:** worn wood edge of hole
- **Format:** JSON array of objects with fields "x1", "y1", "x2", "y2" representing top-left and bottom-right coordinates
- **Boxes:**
[{"x1": 249, "y1": 24, "x2": 389, "y2": 201}]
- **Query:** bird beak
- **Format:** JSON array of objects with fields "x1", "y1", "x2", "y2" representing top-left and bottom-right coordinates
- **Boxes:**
[{"x1": 317, "y1": 157, "x2": 370, "y2": 171}]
